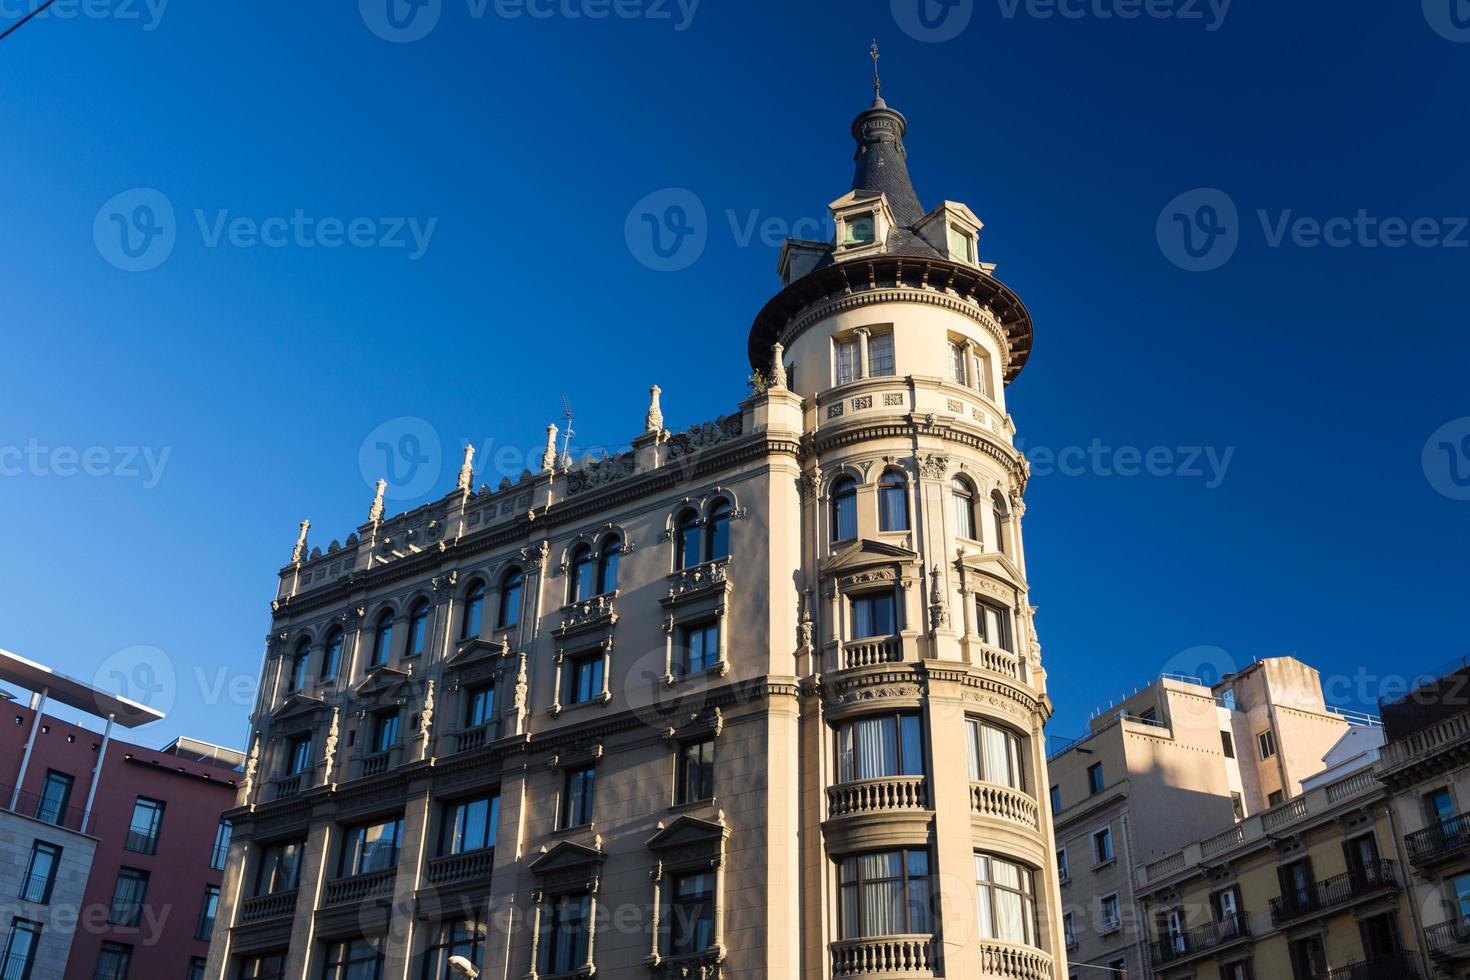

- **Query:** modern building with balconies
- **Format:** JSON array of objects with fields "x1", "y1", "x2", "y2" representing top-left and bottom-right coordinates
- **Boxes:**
[
  {"x1": 1377, "y1": 658, "x2": 1470, "y2": 980},
  {"x1": 0, "y1": 648, "x2": 243, "y2": 980},
  {"x1": 1133, "y1": 746, "x2": 1418, "y2": 980},
  {"x1": 204, "y1": 76, "x2": 1068, "y2": 980},
  {"x1": 1047, "y1": 658, "x2": 1374, "y2": 979}
]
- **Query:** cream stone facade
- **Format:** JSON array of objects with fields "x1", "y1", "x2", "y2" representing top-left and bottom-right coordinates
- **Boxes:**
[
  {"x1": 204, "y1": 89, "x2": 1066, "y2": 980},
  {"x1": 1377, "y1": 661, "x2": 1470, "y2": 980},
  {"x1": 1048, "y1": 658, "x2": 1373, "y2": 978}
]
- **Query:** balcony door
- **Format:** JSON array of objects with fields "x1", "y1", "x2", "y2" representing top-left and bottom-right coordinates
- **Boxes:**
[
  {"x1": 1343, "y1": 833, "x2": 1380, "y2": 885},
  {"x1": 1358, "y1": 912, "x2": 1400, "y2": 961},
  {"x1": 1279, "y1": 858, "x2": 1315, "y2": 914},
  {"x1": 1213, "y1": 886, "x2": 1242, "y2": 938},
  {"x1": 1162, "y1": 908, "x2": 1185, "y2": 955},
  {"x1": 1288, "y1": 934, "x2": 1326, "y2": 980}
]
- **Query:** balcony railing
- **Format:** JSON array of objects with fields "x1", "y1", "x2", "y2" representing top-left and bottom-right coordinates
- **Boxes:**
[
  {"x1": 1380, "y1": 708, "x2": 1470, "y2": 769},
  {"x1": 18, "y1": 871, "x2": 53, "y2": 904},
  {"x1": 272, "y1": 774, "x2": 303, "y2": 801},
  {"x1": 974, "y1": 643, "x2": 1020, "y2": 679},
  {"x1": 238, "y1": 889, "x2": 297, "y2": 924},
  {"x1": 322, "y1": 869, "x2": 395, "y2": 907},
  {"x1": 827, "y1": 776, "x2": 929, "y2": 818},
  {"x1": 1270, "y1": 860, "x2": 1398, "y2": 925},
  {"x1": 840, "y1": 636, "x2": 903, "y2": 670},
  {"x1": 425, "y1": 848, "x2": 494, "y2": 886},
  {"x1": 1151, "y1": 913, "x2": 1250, "y2": 966},
  {"x1": 1427, "y1": 915, "x2": 1470, "y2": 957},
  {"x1": 358, "y1": 750, "x2": 393, "y2": 777},
  {"x1": 451, "y1": 722, "x2": 498, "y2": 753},
  {"x1": 1405, "y1": 811, "x2": 1470, "y2": 866},
  {"x1": 0, "y1": 783, "x2": 95, "y2": 834},
  {"x1": 1325, "y1": 951, "x2": 1421, "y2": 980},
  {"x1": 830, "y1": 935, "x2": 936, "y2": 976},
  {"x1": 975, "y1": 942, "x2": 1054, "y2": 980},
  {"x1": 970, "y1": 782, "x2": 1040, "y2": 831}
]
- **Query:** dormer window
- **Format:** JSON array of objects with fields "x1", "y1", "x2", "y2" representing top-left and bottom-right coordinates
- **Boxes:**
[
  {"x1": 947, "y1": 224, "x2": 975, "y2": 262},
  {"x1": 843, "y1": 214, "x2": 876, "y2": 245}
]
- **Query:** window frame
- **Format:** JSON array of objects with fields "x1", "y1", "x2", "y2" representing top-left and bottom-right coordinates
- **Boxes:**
[
  {"x1": 705, "y1": 499, "x2": 732, "y2": 562},
  {"x1": 35, "y1": 770, "x2": 74, "y2": 826},
  {"x1": 837, "y1": 849, "x2": 933, "y2": 940},
  {"x1": 196, "y1": 884, "x2": 220, "y2": 941},
  {"x1": 321, "y1": 936, "x2": 384, "y2": 980},
  {"x1": 497, "y1": 568, "x2": 523, "y2": 629},
  {"x1": 1093, "y1": 826, "x2": 1115, "y2": 865},
  {"x1": 460, "y1": 580, "x2": 486, "y2": 640},
  {"x1": 21, "y1": 841, "x2": 62, "y2": 904},
  {"x1": 93, "y1": 941, "x2": 132, "y2": 980},
  {"x1": 835, "y1": 713, "x2": 925, "y2": 784},
  {"x1": 288, "y1": 640, "x2": 310, "y2": 693},
  {"x1": 830, "y1": 478, "x2": 858, "y2": 542},
  {"x1": 560, "y1": 764, "x2": 596, "y2": 829},
  {"x1": 1257, "y1": 729, "x2": 1277, "y2": 759},
  {"x1": 2, "y1": 919, "x2": 42, "y2": 980},
  {"x1": 661, "y1": 871, "x2": 716, "y2": 957},
  {"x1": 406, "y1": 599, "x2": 431, "y2": 658},
  {"x1": 974, "y1": 852, "x2": 1040, "y2": 948},
  {"x1": 951, "y1": 476, "x2": 977, "y2": 540},
  {"x1": 369, "y1": 610, "x2": 395, "y2": 668},
  {"x1": 124, "y1": 797, "x2": 166, "y2": 855},
  {"x1": 319, "y1": 628, "x2": 343, "y2": 681},
  {"x1": 678, "y1": 620, "x2": 720, "y2": 677},
  {"x1": 107, "y1": 867, "x2": 149, "y2": 927},
  {"x1": 419, "y1": 918, "x2": 485, "y2": 980},
  {"x1": 1087, "y1": 762, "x2": 1105, "y2": 795},
  {"x1": 675, "y1": 738, "x2": 715, "y2": 805},
  {"x1": 674, "y1": 510, "x2": 701, "y2": 570},
  {"x1": 965, "y1": 717, "x2": 1027, "y2": 792},
  {"x1": 596, "y1": 534, "x2": 622, "y2": 595},
  {"x1": 867, "y1": 331, "x2": 895, "y2": 377},
  {"x1": 339, "y1": 817, "x2": 404, "y2": 878},
  {"x1": 876, "y1": 470, "x2": 909, "y2": 532},
  {"x1": 442, "y1": 793, "x2": 500, "y2": 856},
  {"x1": 849, "y1": 589, "x2": 899, "y2": 640},
  {"x1": 565, "y1": 651, "x2": 605, "y2": 706},
  {"x1": 538, "y1": 893, "x2": 591, "y2": 976}
]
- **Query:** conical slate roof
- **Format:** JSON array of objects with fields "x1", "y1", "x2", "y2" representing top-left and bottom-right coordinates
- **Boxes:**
[{"x1": 850, "y1": 96, "x2": 925, "y2": 227}]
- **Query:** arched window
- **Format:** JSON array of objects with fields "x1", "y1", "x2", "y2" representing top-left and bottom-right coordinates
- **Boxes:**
[
  {"x1": 407, "y1": 599, "x2": 431, "y2": 657},
  {"x1": 596, "y1": 535, "x2": 622, "y2": 595},
  {"x1": 705, "y1": 499, "x2": 732, "y2": 561},
  {"x1": 830, "y1": 478, "x2": 858, "y2": 542},
  {"x1": 288, "y1": 639, "x2": 310, "y2": 693},
  {"x1": 369, "y1": 611, "x2": 395, "y2": 668},
  {"x1": 498, "y1": 568, "x2": 523, "y2": 628},
  {"x1": 569, "y1": 545, "x2": 594, "y2": 603},
  {"x1": 461, "y1": 580, "x2": 485, "y2": 640},
  {"x1": 991, "y1": 492, "x2": 1010, "y2": 555},
  {"x1": 674, "y1": 510, "x2": 701, "y2": 570},
  {"x1": 878, "y1": 470, "x2": 910, "y2": 532},
  {"x1": 320, "y1": 628, "x2": 343, "y2": 681},
  {"x1": 951, "y1": 477, "x2": 977, "y2": 541}
]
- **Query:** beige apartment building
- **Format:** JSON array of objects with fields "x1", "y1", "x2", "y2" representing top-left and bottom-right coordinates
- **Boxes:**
[
  {"x1": 1048, "y1": 658, "x2": 1374, "y2": 979},
  {"x1": 205, "y1": 85, "x2": 1069, "y2": 979},
  {"x1": 1377, "y1": 660, "x2": 1470, "y2": 979},
  {"x1": 1132, "y1": 743, "x2": 1417, "y2": 980}
]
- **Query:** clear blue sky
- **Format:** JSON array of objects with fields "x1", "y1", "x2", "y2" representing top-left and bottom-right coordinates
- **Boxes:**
[{"x1": 3, "y1": 0, "x2": 1467, "y2": 750}]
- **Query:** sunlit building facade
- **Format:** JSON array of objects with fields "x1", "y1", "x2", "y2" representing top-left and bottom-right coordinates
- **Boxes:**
[{"x1": 206, "y1": 86, "x2": 1067, "y2": 980}]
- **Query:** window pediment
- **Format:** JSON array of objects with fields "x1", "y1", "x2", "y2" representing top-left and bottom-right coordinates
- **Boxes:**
[
  {"x1": 647, "y1": 816, "x2": 728, "y2": 866},
  {"x1": 529, "y1": 840, "x2": 605, "y2": 878},
  {"x1": 352, "y1": 666, "x2": 415, "y2": 705},
  {"x1": 446, "y1": 636, "x2": 510, "y2": 669},
  {"x1": 269, "y1": 693, "x2": 326, "y2": 724}
]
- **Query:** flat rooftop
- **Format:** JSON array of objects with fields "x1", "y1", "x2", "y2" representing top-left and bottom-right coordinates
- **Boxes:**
[{"x1": 0, "y1": 647, "x2": 164, "y2": 728}]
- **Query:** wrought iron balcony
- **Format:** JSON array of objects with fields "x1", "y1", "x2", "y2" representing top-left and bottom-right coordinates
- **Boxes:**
[
  {"x1": 830, "y1": 935, "x2": 937, "y2": 977},
  {"x1": 1324, "y1": 950, "x2": 1421, "y2": 980},
  {"x1": 1151, "y1": 913, "x2": 1251, "y2": 967},
  {"x1": 827, "y1": 775, "x2": 929, "y2": 818},
  {"x1": 1269, "y1": 860, "x2": 1398, "y2": 926},
  {"x1": 1405, "y1": 811, "x2": 1470, "y2": 866},
  {"x1": 1427, "y1": 915, "x2": 1470, "y2": 959}
]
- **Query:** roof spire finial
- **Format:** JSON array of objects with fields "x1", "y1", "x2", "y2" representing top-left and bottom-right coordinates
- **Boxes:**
[{"x1": 870, "y1": 39, "x2": 882, "y2": 104}]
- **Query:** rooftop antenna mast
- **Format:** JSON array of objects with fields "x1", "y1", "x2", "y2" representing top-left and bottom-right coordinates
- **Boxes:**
[{"x1": 559, "y1": 394, "x2": 576, "y2": 464}]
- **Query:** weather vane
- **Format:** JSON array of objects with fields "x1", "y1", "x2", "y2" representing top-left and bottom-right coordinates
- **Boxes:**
[{"x1": 871, "y1": 39, "x2": 882, "y2": 99}]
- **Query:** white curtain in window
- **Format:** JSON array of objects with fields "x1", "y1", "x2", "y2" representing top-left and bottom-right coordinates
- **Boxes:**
[{"x1": 845, "y1": 716, "x2": 898, "y2": 781}]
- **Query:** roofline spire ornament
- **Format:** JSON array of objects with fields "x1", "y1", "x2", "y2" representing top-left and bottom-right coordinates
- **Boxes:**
[
  {"x1": 540, "y1": 423, "x2": 559, "y2": 472},
  {"x1": 369, "y1": 478, "x2": 386, "y2": 524},
  {"x1": 645, "y1": 385, "x2": 664, "y2": 433},
  {"x1": 292, "y1": 519, "x2": 310, "y2": 563},
  {"x1": 871, "y1": 39, "x2": 882, "y2": 104},
  {"x1": 456, "y1": 442, "x2": 475, "y2": 493}
]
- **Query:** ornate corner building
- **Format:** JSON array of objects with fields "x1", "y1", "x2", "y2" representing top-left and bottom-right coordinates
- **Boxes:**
[{"x1": 205, "y1": 87, "x2": 1067, "y2": 980}]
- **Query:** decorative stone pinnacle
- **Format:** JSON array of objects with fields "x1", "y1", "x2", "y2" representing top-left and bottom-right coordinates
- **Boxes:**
[
  {"x1": 292, "y1": 519, "x2": 310, "y2": 563},
  {"x1": 645, "y1": 385, "x2": 664, "y2": 433},
  {"x1": 770, "y1": 345, "x2": 787, "y2": 389},
  {"x1": 368, "y1": 479, "x2": 386, "y2": 524},
  {"x1": 540, "y1": 424, "x2": 559, "y2": 472},
  {"x1": 457, "y1": 443, "x2": 475, "y2": 493}
]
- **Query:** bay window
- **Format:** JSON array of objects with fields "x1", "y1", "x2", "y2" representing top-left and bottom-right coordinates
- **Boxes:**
[
  {"x1": 838, "y1": 850, "x2": 932, "y2": 939},
  {"x1": 850, "y1": 591, "x2": 898, "y2": 640},
  {"x1": 836, "y1": 713, "x2": 924, "y2": 783},
  {"x1": 966, "y1": 718, "x2": 1026, "y2": 791},
  {"x1": 975, "y1": 854, "x2": 1040, "y2": 947}
]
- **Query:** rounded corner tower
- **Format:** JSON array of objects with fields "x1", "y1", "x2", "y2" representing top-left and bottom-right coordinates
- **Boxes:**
[{"x1": 752, "y1": 89, "x2": 1066, "y2": 980}]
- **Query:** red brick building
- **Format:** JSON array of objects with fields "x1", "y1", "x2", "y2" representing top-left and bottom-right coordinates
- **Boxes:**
[{"x1": 0, "y1": 648, "x2": 243, "y2": 980}]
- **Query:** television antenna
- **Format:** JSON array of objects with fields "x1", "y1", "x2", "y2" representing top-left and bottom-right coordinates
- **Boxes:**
[{"x1": 559, "y1": 394, "x2": 576, "y2": 464}]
